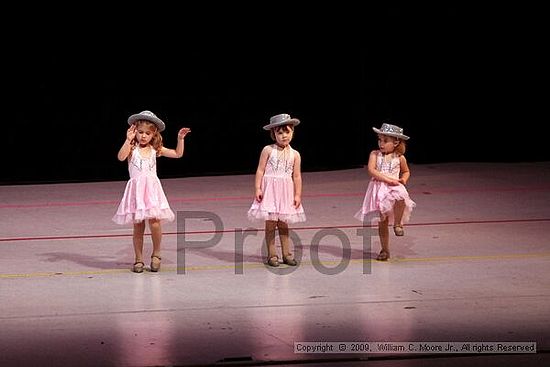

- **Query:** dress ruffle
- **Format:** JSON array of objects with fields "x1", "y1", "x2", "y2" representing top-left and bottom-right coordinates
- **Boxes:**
[{"x1": 247, "y1": 208, "x2": 307, "y2": 224}]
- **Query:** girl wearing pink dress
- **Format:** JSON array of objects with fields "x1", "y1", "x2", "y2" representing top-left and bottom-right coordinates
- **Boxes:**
[
  {"x1": 248, "y1": 114, "x2": 306, "y2": 267},
  {"x1": 113, "y1": 110, "x2": 191, "y2": 273},
  {"x1": 355, "y1": 122, "x2": 416, "y2": 261}
]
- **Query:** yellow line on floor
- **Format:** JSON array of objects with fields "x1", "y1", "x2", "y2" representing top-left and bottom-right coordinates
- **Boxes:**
[
  {"x1": 390, "y1": 253, "x2": 550, "y2": 263},
  {"x1": 2, "y1": 253, "x2": 550, "y2": 279}
]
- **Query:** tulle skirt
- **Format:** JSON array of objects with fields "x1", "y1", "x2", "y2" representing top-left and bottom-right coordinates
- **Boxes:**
[
  {"x1": 112, "y1": 176, "x2": 175, "y2": 225},
  {"x1": 355, "y1": 180, "x2": 415, "y2": 224},
  {"x1": 248, "y1": 176, "x2": 306, "y2": 224}
]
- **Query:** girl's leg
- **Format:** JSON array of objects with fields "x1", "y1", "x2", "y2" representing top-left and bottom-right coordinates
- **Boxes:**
[
  {"x1": 132, "y1": 222, "x2": 146, "y2": 272},
  {"x1": 393, "y1": 200, "x2": 405, "y2": 236},
  {"x1": 377, "y1": 217, "x2": 390, "y2": 260},
  {"x1": 149, "y1": 219, "x2": 162, "y2": 271},
  {"x1": 265, "y1": 220, "x2": 278, "y2": 265},
  {"x1": 278, "y1": 220, "x2": 297, "y2": 265},
  {"x1": 149, "y1": 219, "x2": 162, "y2": 257},
  {"x1": 133, "y1": 222, "x2": 146, "y2": 262}
]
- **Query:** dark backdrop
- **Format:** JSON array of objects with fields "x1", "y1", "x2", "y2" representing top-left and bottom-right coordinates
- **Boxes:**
[{"x1": 4, "y1": 5, "x2": 545, "y2": 185}]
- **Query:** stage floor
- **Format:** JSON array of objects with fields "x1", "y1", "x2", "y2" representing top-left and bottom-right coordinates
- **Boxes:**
[{"x1": 1, "y1": 162, "x2": 549, "y2": 366}]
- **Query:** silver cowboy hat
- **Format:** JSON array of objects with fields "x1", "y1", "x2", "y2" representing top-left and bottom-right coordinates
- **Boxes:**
[
  {"x1": 372, "y1": 123, "x2": 409, "y2": 140},
  {"x1": 128, "y1": 110, "x2": 166, "y2": 132},
  {"x1": 263, "y1": 113, "x2": 300, "y2": 130}
]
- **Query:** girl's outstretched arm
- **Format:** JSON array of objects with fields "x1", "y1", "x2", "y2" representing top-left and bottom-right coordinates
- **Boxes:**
[
  {"x1": 292, "y1": 151, "x2": 303, "y2": 208},
  {"x1": 117, "y1": 125, "x2": 136, "y2": 161},
  {"x1": 161, "y1": 128, "x2": 191, "y2": 158},
  {"x1": 254, "y1": 146, "x2": 270, "y2": 202}
]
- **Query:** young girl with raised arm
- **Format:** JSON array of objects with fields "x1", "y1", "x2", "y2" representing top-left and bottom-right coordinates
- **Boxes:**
[{"x1": 113, "y1": 110, "x2": 190, "y2": 273}]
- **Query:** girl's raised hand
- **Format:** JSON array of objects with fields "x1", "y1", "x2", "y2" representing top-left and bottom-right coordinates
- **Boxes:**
[
  {"x1": 126, "y1": 125, "x2": 136, "y2": 142},
  {"x1": 178, "y1": 127, "x2": 191, "y2": 139}
]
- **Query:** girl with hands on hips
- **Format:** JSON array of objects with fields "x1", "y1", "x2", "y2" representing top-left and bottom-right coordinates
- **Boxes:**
[{"x1": 355, "y1": 122, "x2": 416, "y2": 261}]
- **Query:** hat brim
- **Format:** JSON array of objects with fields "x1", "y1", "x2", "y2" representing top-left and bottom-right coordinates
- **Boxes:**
[
  {"x1": 128, "y1": 114, "x2": 166, "y2": 132},
  {"x1": 263, "y1": 118, "x2": 300, "y2": 130},
  {"x1": 372, "y1": 127, "x2": 409, "y2": 140}
]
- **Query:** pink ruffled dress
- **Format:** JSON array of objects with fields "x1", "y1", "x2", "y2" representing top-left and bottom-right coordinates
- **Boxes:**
[
  {"x1": 355, "y1": 151, "x2": 415, "y2": 224},
  {"x1": 112, "y1": 147, "x2": 175, "y2": 225},
  {"x1": 248, "y1": 145, "x2": 306, "y2": 224}
]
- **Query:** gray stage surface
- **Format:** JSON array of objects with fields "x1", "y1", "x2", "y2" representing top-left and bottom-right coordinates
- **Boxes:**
[{"x1": 1, "y1": 162, "x2": 549, "y2": 366}]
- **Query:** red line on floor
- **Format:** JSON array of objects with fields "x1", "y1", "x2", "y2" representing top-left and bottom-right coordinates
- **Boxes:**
[{"x1": 1, "y1": 218, "x2": 549, "y2": 243}]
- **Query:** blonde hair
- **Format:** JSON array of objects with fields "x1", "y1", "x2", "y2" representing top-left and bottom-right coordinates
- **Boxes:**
[
  {"x1": 394, "y1": 139, "x2": 406, "y2": 156},
  {"x1": 131, "y1": 120, "x2": 164, "y2": 156},
  {"x1": 269, "y1": 124, "x2": 295, "y2": 141}
]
